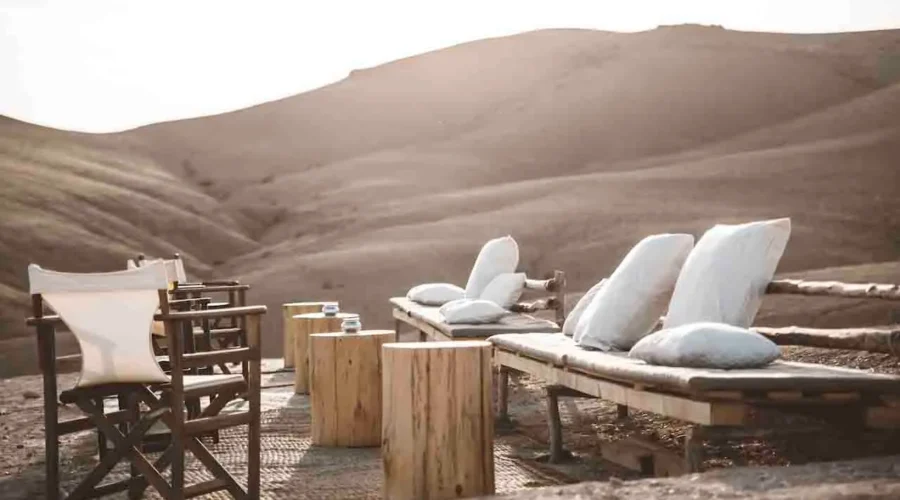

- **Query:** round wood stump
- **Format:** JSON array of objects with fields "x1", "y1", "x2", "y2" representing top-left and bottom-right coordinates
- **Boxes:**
[
  {"x1": 281, "y1": 301, "x2": 337, "y2": 368},
  {"x1": 382, "y1": 341, "x2": 495, "y2": 500},
  {"x1": 292, "y1": 312, "x2": 356, "y2": 394},
  {"x1": 309, "y1": 329, "x2": 394, "y2": 447}
]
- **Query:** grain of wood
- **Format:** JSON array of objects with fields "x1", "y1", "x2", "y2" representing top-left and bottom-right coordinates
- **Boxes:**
[
  {"x1": 309, "y1": 329, "x2": 393, "y2": 447},
  {"x1": 293, "y1": 312, "x2": 355, "y2": 394},
  {"x1": 281, "y1": 302, "x2": 338, "y2": 368},
  {"x1": 382, "y1": 341, "x2": 495, "y2": 500}
]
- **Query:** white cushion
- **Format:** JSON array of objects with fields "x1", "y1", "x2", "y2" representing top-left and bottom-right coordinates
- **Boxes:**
[
  {"x1": 663, "y1": 218, "x2": 791, "y2": 330},
  {"x1": 464, "y1": 236, "x2": 519, "y2": 299},
  {"x1": 439, "y1": 299, "x2": 510, "y2": 324},
  {"x1": 407, "y1": 283, "x2": 466, "y2": 306},
  {"x1": 575, "y1": 234, "x2": 694, "y2": 351},
  {"x1": 479, "y1": 272, "x2": 526, "y2": 309},
  {"x1": 629, "y1": 322, "x2": 781, "y2": 369},
  {"x1": 564, "y1": 279, "x2": 606, "y2": 338}
]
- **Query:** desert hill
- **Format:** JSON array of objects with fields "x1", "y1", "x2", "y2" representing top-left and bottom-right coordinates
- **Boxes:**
[
  {"x1": 0, "y1": 116, "x2": 258, "y2": 375},
  {"x1": 1, "y1": 25, "x2": 899, "y2": 377}
]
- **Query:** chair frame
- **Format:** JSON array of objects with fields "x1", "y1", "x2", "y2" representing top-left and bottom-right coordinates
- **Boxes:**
[
  {"x1": 28, "y1": 285, "x2": 265, "y2": 500},
  {"x1": 136, "y1": 253, "x2": 250, "y2": 375}
]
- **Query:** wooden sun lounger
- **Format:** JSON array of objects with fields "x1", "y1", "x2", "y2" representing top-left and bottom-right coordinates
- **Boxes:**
[
  {"x1": 491, "y1": 277, "x2": 900, "y2": 474},
  {"x1": 391, "y1": 271, "x2": 566, "y2": 342}
]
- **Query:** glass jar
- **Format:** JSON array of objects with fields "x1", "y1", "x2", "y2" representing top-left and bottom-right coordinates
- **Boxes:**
[
  {"x1": 322, "y1": 303, "x2": 340, "y2": 317},
  {"x1": 341, "y1": 315, "x2": 362, "y2": 334}
]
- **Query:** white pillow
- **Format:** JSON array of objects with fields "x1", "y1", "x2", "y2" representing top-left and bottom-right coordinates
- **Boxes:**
[
  {"x1": 407, "y1": 283, "x2": 466, "y2": 306},
  {"x1": 464, "y1": 236, "x2": 519, "y2": 299},
  {"x1": 663, "y1": 218, "x2": 791, "y2": 330},
  {"x1": 575, "y1": 234, "x2": 694, "y2": 351},
  {"x1": 439, "y1": 299, "x2": 510, "y2": 324},
  {"x1": 564, "y1": 279, "x2": 606, "y2": 338},
  {"x1": 629, "y1": 322, "x2": 781, "y2": 369},
  {"x1": 479, "y1": 273, "x2": 526, "y2": 309}
]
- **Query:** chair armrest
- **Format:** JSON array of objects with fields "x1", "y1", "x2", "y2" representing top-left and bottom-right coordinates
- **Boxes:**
[
  {"x1": 181, "y1": 347, "x2": 252, "y2": 370},
  {"x1": 168, "y1": 297, "x2": 212, "y2": 308},
  {"x1": 172, "y1": 284, "x2": 251, "y2": 293},
  {"x1": 156, "y1": 305, "x2": 266, "y2": 322},
  {"x1": 26, "y1": 315, "x2": 63, "y2": 327}
]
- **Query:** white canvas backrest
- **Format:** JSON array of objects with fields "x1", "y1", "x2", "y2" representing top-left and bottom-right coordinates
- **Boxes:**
[
  {"x1": 136, "y1": 257, "x2": 187, "y2": 283},
  {"x1": 28, "y1": 261, "x2": 171, "y2": 388}
]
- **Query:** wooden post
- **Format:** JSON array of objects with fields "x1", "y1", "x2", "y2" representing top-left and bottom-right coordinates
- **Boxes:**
[
  {"x1": 382, "y1": 341, "x2": 494, "y2": 500},
  {"x1": 293, "y1": 312, "x2": 356, "y2": 394},
  {"x1": 281, "y1": 301, "x2": 338, "y2": 368},
  {"x1": 309, "y1": 329, "x2": 394, "y2": 447}
]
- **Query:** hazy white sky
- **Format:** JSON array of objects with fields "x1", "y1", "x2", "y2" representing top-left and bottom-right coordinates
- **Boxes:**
[{"x1": 2, "y1": 0, "x2": 899, "y2": 133}]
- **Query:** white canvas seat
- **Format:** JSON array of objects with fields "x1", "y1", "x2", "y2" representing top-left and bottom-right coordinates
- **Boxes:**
[{"x1": 29, "y1": 262, "x2": 171, "y2": 387}]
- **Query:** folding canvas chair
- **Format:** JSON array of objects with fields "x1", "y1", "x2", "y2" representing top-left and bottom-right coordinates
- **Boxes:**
[
  {"x1": 28, "y1": 261, "x2": 264, "y2": 500},
  {"x1": 133, "y1": 254, "x2": 250, "y2": 375}
]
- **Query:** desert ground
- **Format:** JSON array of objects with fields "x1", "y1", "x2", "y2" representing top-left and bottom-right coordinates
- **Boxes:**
[{"x1": 1, "y1": 24, "x2": 900, "y2": 497}]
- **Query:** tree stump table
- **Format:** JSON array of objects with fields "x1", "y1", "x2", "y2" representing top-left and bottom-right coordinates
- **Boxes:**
[
  {"x1": 309, "y1": 329, "x2": 394, "y2": 447},
  {"x1": 382, "y1": 341, "x2": 495, "y2": 500},
  {"x1": 281, "y1": 301, "x2": 337, "y2": 368},
  {"x1": 292, "y1": 311, "x2": 356, "y2": 394}
]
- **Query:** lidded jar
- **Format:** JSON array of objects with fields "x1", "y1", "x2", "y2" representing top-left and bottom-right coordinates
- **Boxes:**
[
  {"x1": 341, "y1": 315, "x2": 362, "y2": 334},
  {"x1": 322, "y1": 303, "x2": 340, "y2": 317}
]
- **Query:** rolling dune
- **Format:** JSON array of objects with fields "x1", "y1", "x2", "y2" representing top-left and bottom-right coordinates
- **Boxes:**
[{"x1": 1, "y1": 25, "x2": 899, "y2": 376}]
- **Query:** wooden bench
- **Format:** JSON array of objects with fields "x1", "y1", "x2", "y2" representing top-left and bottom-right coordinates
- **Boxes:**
[
  {"x1": 492, "y1": 277, "x2": 900, "y2": 474},
  {"x1": 391, "y1": 270, "x2": 566, "y2": 342}
]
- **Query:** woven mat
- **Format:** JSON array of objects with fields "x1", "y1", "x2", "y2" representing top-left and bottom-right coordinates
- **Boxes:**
[{"x1": 10, "y1": 407, "x2": 568, "y2": 499}]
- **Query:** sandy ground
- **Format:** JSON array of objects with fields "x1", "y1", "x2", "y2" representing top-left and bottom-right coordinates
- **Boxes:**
[{"x1": 2, "y1": 343, "x2": 900, "y2": 499}]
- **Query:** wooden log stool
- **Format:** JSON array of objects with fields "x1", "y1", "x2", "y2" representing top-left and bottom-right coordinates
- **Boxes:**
[
  {"x1": 293, "y1": 311, "x2": 357, "y2": 394},
  {"x1": 309, "y1": 329, "x2": 394, "y2": 447},
  {"x1": 382, "y1": 341, "x2": 495, "y2": 500},
  {"x1": 282, "y1": 301, "x2": 338, "y2": 368}
]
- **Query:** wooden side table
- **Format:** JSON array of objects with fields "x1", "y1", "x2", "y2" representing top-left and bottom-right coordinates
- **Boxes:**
[
  {"x1": 282, "y1": 301, "x2": 337, "y2": 368},
  {"x1": 292, "y1": 312, "x2": 357, "y2": 394},
  {"x1": 309, "y1": 329, "x2": 394, "y2": 447},
  {"x1": 382, "y1": 341, "x2": 495, "y2": 500}
]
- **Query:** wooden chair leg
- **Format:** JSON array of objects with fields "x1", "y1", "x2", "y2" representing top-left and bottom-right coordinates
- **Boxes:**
[
  {"x1": 248, "y1": 354, "x2": 261, "y2": 499},
  {"x1": 394, "y1": 319, "x2": 402, "y2": 342},
  {"x1": 71, "y1": 398, "x2": 172, "y2": 499},
  {"x1": 96, "y1": 397, "x2": 110, "y2": 458},
  {"x1": 38, "y1": 325, "x2": 60, "y2": 500},
  {"x1": 125, "y1": 394, "x2": 143, "y2": 500}
]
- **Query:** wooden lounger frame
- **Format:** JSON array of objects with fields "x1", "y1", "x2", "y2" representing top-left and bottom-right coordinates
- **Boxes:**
[
  {"x1": 495, "y1": 277, "x2": 900, "y2": 473},
  {"x1": 394, "y1": 270, "x2": 566, "y2": 342}
]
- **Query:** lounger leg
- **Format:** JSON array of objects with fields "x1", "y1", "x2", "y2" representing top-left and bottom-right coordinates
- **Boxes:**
[
  {"x1": 546, "y1": 386, "x2": 572, "y2": 463},
  {"x1": 684, "y1": 426, "x2": 704, "y2": 473},
  {"x1": 498, "y1": 367, "x2": 509, "y2": 420},
  {"x1": 494, "y1": 367, "x2": 515, "y2": 431}
]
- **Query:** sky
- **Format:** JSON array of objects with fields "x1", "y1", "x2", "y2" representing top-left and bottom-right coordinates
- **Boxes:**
[{"x1": 1, "y1": 0, "x2": 899, "y2": 133}]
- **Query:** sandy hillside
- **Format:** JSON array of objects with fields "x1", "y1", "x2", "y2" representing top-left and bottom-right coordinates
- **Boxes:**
[{"x1": 1, "y1": 25, "x2": 900, "y2": 375}]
